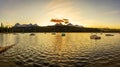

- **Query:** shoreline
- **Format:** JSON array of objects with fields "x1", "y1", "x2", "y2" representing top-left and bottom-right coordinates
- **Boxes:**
[{"x1": 0, "y1": 31, "x2": 120, "y2": 34}]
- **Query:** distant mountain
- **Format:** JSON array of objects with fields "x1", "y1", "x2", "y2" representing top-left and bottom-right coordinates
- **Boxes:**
[
  {"x1": 0, "y1": 23, "x2": 120, "y2": 32},
  {"x1": 14, "y1": 23, "x2": 39, "y2": 27}
]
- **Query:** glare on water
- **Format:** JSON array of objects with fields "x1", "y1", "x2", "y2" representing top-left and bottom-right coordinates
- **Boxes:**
[{"x1": 0, "y1": 33, "x2": 120, "y2": 67}]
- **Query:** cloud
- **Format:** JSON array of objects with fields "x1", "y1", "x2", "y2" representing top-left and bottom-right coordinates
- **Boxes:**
[{"x1": 44, "y1": 0, "x2": 82, "y2": 20}]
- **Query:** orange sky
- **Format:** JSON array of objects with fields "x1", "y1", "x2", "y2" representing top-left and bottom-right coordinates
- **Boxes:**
[{"x1": 0, "y1": 0, "x2": 120, "y2": 28}]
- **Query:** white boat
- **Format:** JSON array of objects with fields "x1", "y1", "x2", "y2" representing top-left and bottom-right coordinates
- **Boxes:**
[
  {"x1": 90, "y1": 35, "x2": 101, "y2": 40},
  {"x1": 105, "y1": 34, "x2": 114, "y2": 36}
]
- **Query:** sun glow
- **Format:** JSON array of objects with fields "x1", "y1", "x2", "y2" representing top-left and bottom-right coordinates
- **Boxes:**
[
  {"x1": 0, "y1": 0, "x2": 120, "y2": 28},
  {"x1": 36, "y1": 0, "x2": 83, "y2": 26}
]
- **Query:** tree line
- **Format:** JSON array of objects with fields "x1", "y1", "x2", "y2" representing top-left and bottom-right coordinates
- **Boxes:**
[{"x1": 0, "y1": 25, "x2": 120, "y2": 33}]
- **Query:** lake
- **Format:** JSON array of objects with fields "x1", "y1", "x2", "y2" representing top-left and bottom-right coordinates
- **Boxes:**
[{"x1": 0, "y1": 33, "x2": 120, "y2": 67}]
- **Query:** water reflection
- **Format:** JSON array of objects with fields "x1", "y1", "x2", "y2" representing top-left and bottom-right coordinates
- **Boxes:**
[
  {"x1": 15, "y1": 34, "x2": 20, "y2": 44},
  {"x1": 0, "y1": 33, "x2": 17, "y2": 47},
  {"x1": 0, "y1": 34, "x2": 4, "y2": 47},
  {"x1": 55, "y1": 33, "x2": 69, "y2": 52},
  {"x1": 0, "y1": 33, "x2": 120, "y2": 67},
  {"x1": 54, "y1": 33, "x2": 63, "y2": 54}
]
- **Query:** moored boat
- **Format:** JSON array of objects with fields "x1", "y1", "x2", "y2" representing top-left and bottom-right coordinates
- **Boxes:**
[
  {"x1": 90, "y1": 35, "x2": 101, "y2": 40},
  {"x1": 105, "y1": 34, "x2": 114, "y2": 36},
  {"x1": 61, "y1": 33, "x2": 65, "y2": 36},
  {"x1": 52, "y1": 32, "x2": 56, "y2": 35},
  {"x1": 30, "y1": 33, "x2": 35, "y2": 36}
]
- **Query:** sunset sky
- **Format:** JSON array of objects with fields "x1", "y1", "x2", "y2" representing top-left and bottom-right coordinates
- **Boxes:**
[{"x1": 0, "y1": 0, "x2": 120, "y2": 28}]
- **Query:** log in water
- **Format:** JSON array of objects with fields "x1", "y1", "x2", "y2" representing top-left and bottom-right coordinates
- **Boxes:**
[{"x1": 0, "y1": 44, "x2": 16, "y2": 53}]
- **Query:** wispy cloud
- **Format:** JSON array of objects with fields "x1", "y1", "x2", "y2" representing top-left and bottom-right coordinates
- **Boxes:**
[
  {"x1": 0, "y1": 0, "x2": 120, "y2": 28},
  {"x1": 39, "y1": 0, "x2": 83, "y2": 25}
]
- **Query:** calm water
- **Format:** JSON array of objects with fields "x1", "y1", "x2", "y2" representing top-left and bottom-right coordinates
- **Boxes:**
[{"x1": 0, "y1": 33, "x2": 120, "y2": 67}]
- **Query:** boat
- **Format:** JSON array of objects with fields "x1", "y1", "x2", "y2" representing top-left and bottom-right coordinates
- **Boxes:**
[
  {"x1": 90, "y1": 35, "x2": 101, "y2": 40},
  {"x1": 100, "y1": 32, "x2": 103, "y2": 35},
  {"x1": 30, "y1": 33, "x2": 35, "y2": 36},
  {"x1": 61, "y1": 33, "x2": 65, "y2": 36},
  {"x1": 52, "y1": 32, "x2": 56, "y2": 35},
  {"x1": 105, "y1": 34, "x2": 114, "y2": 36}
]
